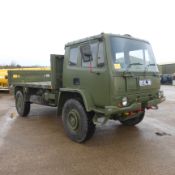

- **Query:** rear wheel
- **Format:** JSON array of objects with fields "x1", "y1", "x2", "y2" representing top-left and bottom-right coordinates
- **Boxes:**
[
  {"x1": 62, "y1": 99, "x2": 95, "y2": 143},
  {"x1": 15, "y1": 90, "x2": 30, "y2": 117},
  {"x1": 120, "y1": 111, "x2": 145, "y2": 126}
]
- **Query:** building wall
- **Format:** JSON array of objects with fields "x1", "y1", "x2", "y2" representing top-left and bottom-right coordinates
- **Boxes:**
[
  {"x1": 159, "y1": 64, "x2": 175, "y2": 74},
  {"x1": 158, "y1": 65, "x2": 162, "y2": 74}
]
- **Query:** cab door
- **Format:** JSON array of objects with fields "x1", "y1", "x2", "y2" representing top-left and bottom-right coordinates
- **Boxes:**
[{"x1": 79, "y1": 41, "x2": 110, "y2": 107}]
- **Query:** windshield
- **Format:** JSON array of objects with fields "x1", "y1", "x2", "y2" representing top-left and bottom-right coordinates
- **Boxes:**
[{"x1": 110, "y1": 36, "x2": 159, "y2": 72}]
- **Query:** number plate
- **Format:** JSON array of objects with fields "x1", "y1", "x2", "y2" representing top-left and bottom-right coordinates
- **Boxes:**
[{"x1": 139, "y1": 79, "x2": 152, "y2": 86}]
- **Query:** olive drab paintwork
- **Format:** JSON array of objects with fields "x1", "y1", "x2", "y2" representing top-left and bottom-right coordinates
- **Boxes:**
[
  {"x1": 63, "y1": 39, "x2": 110, "y2": 108},
  {"x1": 10, "y1": 33, "x2": 165, "y2": 140},
  {"x1": 10, "y1": 33, "x2": 165, "y2": 115},
  {"x1": 62, "y1": 33, "x2": 165, "y2": 117}
]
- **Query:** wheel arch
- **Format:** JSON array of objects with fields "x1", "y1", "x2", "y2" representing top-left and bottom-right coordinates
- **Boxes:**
[
  {"x1": 14, "y1": 86, "x2": 23, "y2": 95},
  {"x1": 57, "y1": 88, "x2": 94, "y2": 115},
  {"x1": 14, "y1": 86, "x2": 31, "y2": 102}
]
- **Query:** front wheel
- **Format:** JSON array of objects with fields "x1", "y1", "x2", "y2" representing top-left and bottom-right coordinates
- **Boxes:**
[
  {"x1": 62, "y1": 99, "x2": 95, "y2": 143},
  {"x1": 15, "y1": 90, "x2": 30, "y2": 117},
  {"x1": 120, "y1": 111, "x2": 145, "y2": 126}
]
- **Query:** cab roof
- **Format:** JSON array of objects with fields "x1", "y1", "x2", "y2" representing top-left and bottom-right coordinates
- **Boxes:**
[{"x1": 65, "y1": 33, "x2": 149, "y2": 47}]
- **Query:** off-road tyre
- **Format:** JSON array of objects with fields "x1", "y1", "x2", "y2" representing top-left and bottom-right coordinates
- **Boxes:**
[
  {"x1": 62, "y1": 99, "x2": 95, "y2": 143},
  {"x1": 15, "y1": 90, "x2": 30, "y2": 117},
  {"x1": 120, "y1": 111, "x2": 145, "y2": 126}
]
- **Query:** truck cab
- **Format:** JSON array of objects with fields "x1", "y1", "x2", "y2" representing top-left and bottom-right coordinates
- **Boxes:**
[{"x1": 62, "y1": 33, "x2": 164, "y2": 118}]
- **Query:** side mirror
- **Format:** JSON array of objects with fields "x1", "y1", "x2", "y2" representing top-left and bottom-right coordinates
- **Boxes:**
[
  {"x1": 84, "y1": 53, "x2": 92, "y2": 58},
  {"x1": 81, "y1": 45, "x2": 92, "y2": 62}
]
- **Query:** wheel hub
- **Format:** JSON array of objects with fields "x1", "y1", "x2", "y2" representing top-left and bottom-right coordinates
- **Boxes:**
[{"x1": 68, "y1": 110, "x2": 79, "y2": 131}]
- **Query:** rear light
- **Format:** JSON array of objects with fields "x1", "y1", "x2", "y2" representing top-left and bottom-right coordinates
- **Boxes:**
[{"x1": 158, "y1": 91, "x2": 164, "y2": 98}]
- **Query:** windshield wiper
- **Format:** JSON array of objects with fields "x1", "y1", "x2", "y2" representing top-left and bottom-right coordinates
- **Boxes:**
[
  {"x1": 145, "y1": 63, "x2": 156, "y2": 70},
  {"x1": 147, "y1": 63, "x2": 156, "y2": 66},
  {"x1": 127, "y1": 62, "x2": 143, "y2": 68},
  {"x1": 144, "y1": 63, "x2": 158, "y2": 75},
  {"x1": 123, "y1": 63, "x2": 143, "y2": 77}
]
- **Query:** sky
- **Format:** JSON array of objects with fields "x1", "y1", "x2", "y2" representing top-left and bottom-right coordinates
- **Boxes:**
[{"x1": 0, "y1": 0, "x2": 174, "y2": 66}]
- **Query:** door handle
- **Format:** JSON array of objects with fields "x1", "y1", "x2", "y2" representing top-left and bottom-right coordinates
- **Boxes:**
[{"x1": 73, "y1": 78, "x2": 80, "y2": 85}]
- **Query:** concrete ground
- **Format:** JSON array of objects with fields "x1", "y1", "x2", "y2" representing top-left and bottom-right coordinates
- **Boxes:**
[{"x1": 0, "y1": 86, "x2": 175, "y2": 175}]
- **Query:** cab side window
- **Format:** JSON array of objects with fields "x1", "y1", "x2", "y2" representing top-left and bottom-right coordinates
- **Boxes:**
[
  {"x1": 81, "y1": 43, "x2": 98, "y2": 68},
  {"x1": 69, "y1": 47, "x2": 78, "y2": 66},
  {"x1": 97, "y1": 42, "x2": 105, "y2": 67}
]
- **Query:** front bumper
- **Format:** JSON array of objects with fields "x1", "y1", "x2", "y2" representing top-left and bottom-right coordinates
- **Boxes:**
[{"x1": 104, "y1": 96, "x2": 165, "y2": 116}]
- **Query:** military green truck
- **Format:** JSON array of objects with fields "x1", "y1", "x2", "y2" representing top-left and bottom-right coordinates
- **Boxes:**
[{"x1": 9, "y1": 33, "x2": 165, "y2": 143}]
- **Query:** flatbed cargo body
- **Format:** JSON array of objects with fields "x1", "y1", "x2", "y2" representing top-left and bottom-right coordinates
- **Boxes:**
[
  {"x1": 0, "y1": 67, "x2": 50, "y2": 91},
  {"x1": 13, "y1": 81, "x2": 52, "y2": 89}
]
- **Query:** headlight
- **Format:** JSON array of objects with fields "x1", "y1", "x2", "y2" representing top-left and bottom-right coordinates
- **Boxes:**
[
  {"x1": 122, "y1": 97, "x2": 128, "y2": 106},
  {"x1": 158, "y1": 91, "x2": 164, "y2": 98}
]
